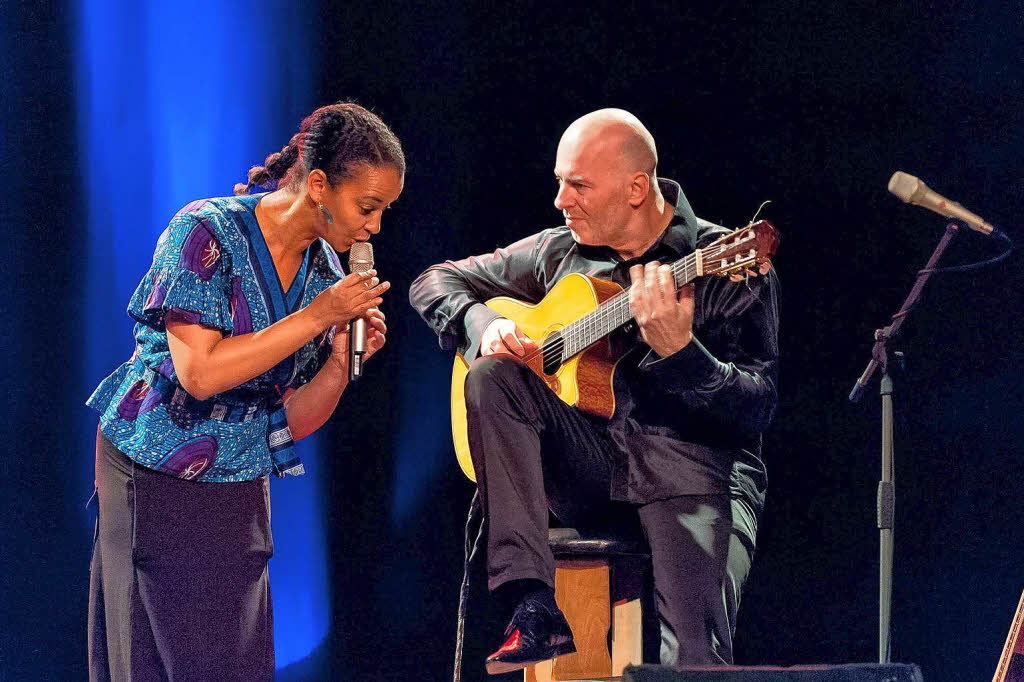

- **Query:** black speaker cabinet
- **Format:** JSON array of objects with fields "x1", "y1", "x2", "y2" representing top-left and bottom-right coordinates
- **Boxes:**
[{"x1": 622, "y1": 663, "x2": 923, "y2": 682}]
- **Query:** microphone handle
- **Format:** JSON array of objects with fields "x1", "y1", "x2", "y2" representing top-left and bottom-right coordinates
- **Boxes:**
[{"x1": 350, "y1": 317, "x2": 368, "y2": 381}]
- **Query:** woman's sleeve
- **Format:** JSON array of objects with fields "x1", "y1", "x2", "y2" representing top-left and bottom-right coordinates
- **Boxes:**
[{"x1": 127, "y1": 212, "x2": 234, "y2": 334}]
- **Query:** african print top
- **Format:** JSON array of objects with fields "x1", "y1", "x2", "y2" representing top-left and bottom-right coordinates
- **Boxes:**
[{"x1": 87, "y1": 194, "x2": 344, "y2": 482}]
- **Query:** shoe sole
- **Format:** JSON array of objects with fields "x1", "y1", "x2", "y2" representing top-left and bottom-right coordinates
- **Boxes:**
[{"x1": 484, "y1": 637, "x2": 576, "y2": 675}]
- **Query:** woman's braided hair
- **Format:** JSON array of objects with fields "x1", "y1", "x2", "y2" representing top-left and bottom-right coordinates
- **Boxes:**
[{"x1": 234, "y1": 102, "x2": 405, "y2": 196}]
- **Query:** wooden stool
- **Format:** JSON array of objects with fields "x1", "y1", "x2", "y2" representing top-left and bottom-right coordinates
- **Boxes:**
[{"x1": 525, "y1": 528, "x2": 650, "y2": 682}]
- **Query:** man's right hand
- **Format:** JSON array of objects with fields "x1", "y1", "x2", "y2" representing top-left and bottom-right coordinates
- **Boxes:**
[
  {"x1": 313, "y1": 270, "x2": 390, "y2": 329},
  {"x1": 480, "y1": 318, "x2": 538, "y2": 357}
]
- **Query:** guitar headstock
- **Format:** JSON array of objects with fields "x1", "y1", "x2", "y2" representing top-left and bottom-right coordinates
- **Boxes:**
[{"x1": 701, "y1": 220, "x2": 779, "y2": 279}]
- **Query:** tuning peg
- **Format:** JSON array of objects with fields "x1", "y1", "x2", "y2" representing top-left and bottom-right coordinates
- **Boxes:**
[{"x1": 729, "y1": 266, "x2": 762, "y2": 283}]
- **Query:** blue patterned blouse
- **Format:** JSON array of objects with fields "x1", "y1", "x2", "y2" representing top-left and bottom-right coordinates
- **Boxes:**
[{"x1": 87, "y1": 194, "x2": 344, "y2": 482}]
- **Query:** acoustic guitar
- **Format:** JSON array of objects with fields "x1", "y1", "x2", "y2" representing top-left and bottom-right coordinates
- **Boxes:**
[{"x1": 450, "y1": 220, "x2": 780, "y2": 482}]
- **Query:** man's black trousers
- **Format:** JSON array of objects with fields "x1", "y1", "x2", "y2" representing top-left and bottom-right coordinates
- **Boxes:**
[{"x1": 464, "y1": 355, "x2": 757, "y2": 666}]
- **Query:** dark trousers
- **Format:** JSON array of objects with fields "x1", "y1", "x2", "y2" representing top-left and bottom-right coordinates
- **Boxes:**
[
  {"x1": 464, "y1": 356, "x2": 756, "y2": 665},
  {"x1": 88, "y1": 429, "x2": 275, "y2": 681}
]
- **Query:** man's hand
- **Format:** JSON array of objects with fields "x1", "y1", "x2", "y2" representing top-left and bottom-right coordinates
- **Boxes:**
[
  {"x1": 629, "y1": 261, "x2": 694, "y2": 358},
  {"x1": 480, "y1": 317, "x2": 538, "y2": 357}
]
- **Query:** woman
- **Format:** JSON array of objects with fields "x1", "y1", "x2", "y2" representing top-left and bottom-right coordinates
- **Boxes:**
[{"x1": 86, "y1": 102, "x2": 404, "y2": 680}]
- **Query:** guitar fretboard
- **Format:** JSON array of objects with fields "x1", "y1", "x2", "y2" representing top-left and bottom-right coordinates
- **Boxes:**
[
  {"x1": 534, "y1": 221, "x2": 773, "y2": 368},
  {"x1": 545, "y1": 250, "x2": 703, "y2": 362}
]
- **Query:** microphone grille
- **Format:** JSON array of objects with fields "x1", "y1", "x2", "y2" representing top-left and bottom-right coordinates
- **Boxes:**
[
  {"x1": 888, "y1": 171, "x2": 921, "y2": 203},
  {"x1": 348, "y1": 242, "x2": 374, "y2": 274}
]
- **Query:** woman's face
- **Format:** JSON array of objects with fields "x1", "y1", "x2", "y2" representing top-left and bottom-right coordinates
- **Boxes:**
[{"x1": 320, "y1": 164, "x2": 404, "y2": 252}]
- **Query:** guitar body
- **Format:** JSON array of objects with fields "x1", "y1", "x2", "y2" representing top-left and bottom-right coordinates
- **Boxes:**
[{"x1": 451, "y1": 273, "x2": 623, "y2": 482}]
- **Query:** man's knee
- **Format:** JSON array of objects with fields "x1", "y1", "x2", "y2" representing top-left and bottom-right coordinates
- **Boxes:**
[
  {"x1": 641, "y1": 495, "x2": 735, "y2": 665},
  {"x1": 725, "y1": 496, "x2": 757, "y2": 621},
  {"x1": 464, "y1": 355, "x2": 533, "y2": 406}
]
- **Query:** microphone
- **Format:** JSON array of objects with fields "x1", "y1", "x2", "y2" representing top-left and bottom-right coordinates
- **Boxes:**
[
  {"x1": 348, "y1": 242, "x2": 374, "y2": 381},
  {"x1": 887, "y1": 171, "x2": 994, "y2": 235}
]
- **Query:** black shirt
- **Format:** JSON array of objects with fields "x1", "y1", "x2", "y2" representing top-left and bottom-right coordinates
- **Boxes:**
[{"x1": 409, "y1": 179, "x2": 779, "y2": 511}]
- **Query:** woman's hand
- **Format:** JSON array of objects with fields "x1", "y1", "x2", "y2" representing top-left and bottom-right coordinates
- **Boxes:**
[
  {"x1": 327, "y1": 308, "x2": 387, "y2": 373},
  {"x1": 284, "y1": 308, "x2": 387, "y2": 440},
  {"x1": 312, "y1": 270, "x2": 390, "y2": 330}
]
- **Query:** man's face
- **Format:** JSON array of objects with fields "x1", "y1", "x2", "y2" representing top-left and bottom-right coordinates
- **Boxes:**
[{"x1": 553, "y1": 132, "x2": 631, "y2": 249}]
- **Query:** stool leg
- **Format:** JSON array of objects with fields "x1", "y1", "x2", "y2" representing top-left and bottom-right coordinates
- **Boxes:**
[
  {"x1": 611, "y1": 598, "x2": 642, "y2": 674},
  {"x1": 523, "y1": 558, "x2": 612, "y2": 680},
  {"x1": 610, "y1": 555, "x2": 646, "y2": 674},
  {"x1": 524, "y1": 659, "x2": 553, "y2": 682}
]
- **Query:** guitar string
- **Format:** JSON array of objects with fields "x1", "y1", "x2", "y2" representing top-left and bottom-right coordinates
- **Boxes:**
[
  {"x1": 531, "y1": 241, "x2": 742, "y2": 366},
  {"x1": 560, "y1": 252, "x2": 699, "y2": 359},
  {"x1": 558, "y1": 244, "x2": 717, "y2": 359},
  {"x1": 572, "y1": 226, "x2": 765, "y2": 353},
  {"x1": 522, "y1": 242, "x2": 736, "y2": 368},
  {"x1": 520, "y1": 226, "x2": 767, "y2": 367}
]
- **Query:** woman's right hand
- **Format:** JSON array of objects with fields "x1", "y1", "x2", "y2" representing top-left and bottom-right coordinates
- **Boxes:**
[{"x1": 313, "y1": 270, "x2": 390, "y2": 329}]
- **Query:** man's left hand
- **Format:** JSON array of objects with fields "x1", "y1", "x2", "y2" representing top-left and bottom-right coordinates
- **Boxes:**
[{"x1": 628, "y1": 261, "x2": 693, "y2": 358}]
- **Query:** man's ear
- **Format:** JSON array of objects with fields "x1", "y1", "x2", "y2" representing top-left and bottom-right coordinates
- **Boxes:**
[{"x1": 627, "y1": 172, "x2": 651, "y2": 208}]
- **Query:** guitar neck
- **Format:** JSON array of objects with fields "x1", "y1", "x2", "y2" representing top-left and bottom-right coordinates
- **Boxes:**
[
  {"x1": 558, "y1": 251, "x2": 701, "y2": 360},
  {"x1": 546, "y1": 220, "x2": 778, "y2": 365}
]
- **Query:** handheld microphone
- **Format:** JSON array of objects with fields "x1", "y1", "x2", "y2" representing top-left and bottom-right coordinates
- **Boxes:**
[
  {"x1": 887, "y1": 171, "x2": 994, "y2": 235},
  {"x1": 348, "y1": 242, "x2": 374, "y2": 381}
]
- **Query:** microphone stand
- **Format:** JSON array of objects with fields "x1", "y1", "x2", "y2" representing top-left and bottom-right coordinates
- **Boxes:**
[{"x1": 849, "y1": 222, "x2": 960, "y2": 664}]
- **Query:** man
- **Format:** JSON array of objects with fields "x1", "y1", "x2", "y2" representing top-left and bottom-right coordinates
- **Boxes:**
[{"x1": 410, "y1": 109, "x2": 778, "y2": 673}]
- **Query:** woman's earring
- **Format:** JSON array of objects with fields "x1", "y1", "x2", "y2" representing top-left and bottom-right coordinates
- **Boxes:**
[{"x1": 318, "y1": 203, "x2": 334, "y2": 224}]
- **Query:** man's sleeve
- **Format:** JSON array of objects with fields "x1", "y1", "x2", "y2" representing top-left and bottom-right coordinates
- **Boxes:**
[
  {"x1": 636, "y1": 267, "x2": 780, "y2": 435},
  {"x1": 409, "y1": 232, "x2": 549, "y2": 361}
]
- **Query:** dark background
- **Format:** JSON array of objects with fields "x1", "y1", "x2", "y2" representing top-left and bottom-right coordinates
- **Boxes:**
[{"x1": 3, "y1": 2, "x2": 1022, "y2": 680}]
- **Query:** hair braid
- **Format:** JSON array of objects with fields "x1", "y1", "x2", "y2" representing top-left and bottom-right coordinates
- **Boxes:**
[{"x1": 233, "y1": 133, "x2": 303, "y2": 196}]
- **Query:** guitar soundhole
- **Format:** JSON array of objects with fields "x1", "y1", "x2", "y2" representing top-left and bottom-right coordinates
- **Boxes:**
[{"x1": 541, "y1": 331, "x2": 564, "y2": 376}]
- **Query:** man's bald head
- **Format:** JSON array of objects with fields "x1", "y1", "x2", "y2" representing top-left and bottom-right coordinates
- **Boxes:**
[
  {"x1": 560, "y1": 108, "x2": 658, "y2": 177},
  {"x1": 553, "y1": 108, "x2": 669, "y2": 255}
]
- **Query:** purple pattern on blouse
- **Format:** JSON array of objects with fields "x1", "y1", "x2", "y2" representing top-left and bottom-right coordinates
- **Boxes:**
[
  {"x1": 166, "y1": 309, "x2": 202, "y2": 325},
  {"x1": 179, "y1": 220, "x2": 222, "y2": 281},
  {"x1": 116, "y1": 380, "x2": 150, "y2": 420},
  {"x1": 145, "y1": 283, "x2": 167, "y2": 311},
  {"x1": 138, "y1": 382, "x2": 164, "y2": 415},
  {"x1": 157, "y1": 435, "x2": 217, "y2": 480},
  {"x1": 324, "y1": 245, "x2": 343, "y2": 272},
  {"x1": 157, "y1": 357, "x2": 175, "y2": 376},
  {"x1": 174, "y1": 198, "x2": 210, "y2": 217}
]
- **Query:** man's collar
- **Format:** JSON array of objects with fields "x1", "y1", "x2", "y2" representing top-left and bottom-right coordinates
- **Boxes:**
[{"x1": 652, "y1": 177, "x2": 702, "y2": 257}]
